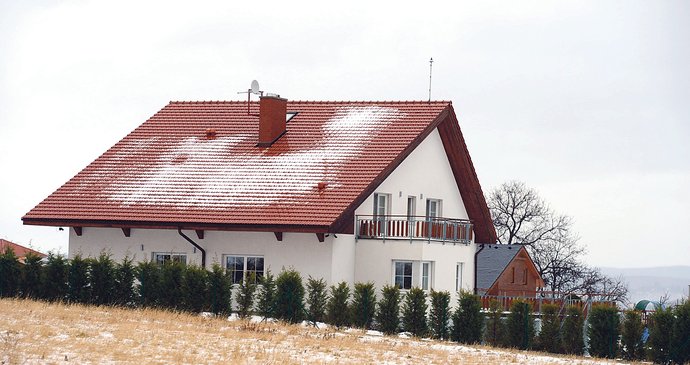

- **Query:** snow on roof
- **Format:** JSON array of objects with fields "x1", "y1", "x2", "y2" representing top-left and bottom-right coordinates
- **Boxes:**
[{"x1": 24, "y1": 101, "x2": 459, "y2": 230}]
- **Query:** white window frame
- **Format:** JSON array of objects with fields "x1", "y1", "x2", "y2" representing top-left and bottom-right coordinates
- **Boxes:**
[
  {"x1": 393, "y1": 260, "x2": 434, "y2": 291},
  {"x1": 426, "y1": 198, "x2": 442, "y2": 220},
  {"x1": 374, "y1": 193, "x2": 391, "y2": 236},
  {"x1": 393, "y1": 261, "x2": 413, "y2": 290},
  {"x1": 455, "y1": 262, "x2": 465, "y2": 292},
  {"x1": 421, "y1": 261, "x2": 433, "y2": 290},
  {"x1": 224, "y1": 255, "x2": 265, "y2": 285},
  {"x1": 374, "y1": 193, "x2": 391, "y2": 219},
  {"x1": 407, "y1": 196, "x2": 416, "y2": 220},
  {"x1": 152, "y1": 252, "x2": 187, "y2": 265}
]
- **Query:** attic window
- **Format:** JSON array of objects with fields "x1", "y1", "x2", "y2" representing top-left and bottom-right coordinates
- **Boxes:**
[{"x1": 286, "y1": 112, "x2": 298, "y2": 123}]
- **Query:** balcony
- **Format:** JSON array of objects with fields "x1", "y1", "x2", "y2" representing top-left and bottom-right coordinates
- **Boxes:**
[{"x1": 355, "y1": 215, "x2": 473, "y2": 244}]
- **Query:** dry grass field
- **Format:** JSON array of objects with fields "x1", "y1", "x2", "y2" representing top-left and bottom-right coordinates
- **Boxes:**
[{"x1": 1, "y1": 298, "x2": 634, "y2": 364}]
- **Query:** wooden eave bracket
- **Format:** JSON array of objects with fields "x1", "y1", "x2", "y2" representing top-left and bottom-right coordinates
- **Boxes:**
[
  {"x1": 121, "y1": 228, "x2": 131, "y2": 237},
  {"x1": 316, "y1": 233, "x2": 325, "y2": 243},
  {"x1": 274, "y1": 232, "x2": 283, "y2": 241},
  {"x1": 73, "y1": 227, "x2": 82, "y2": 236},
  {"x1": 195, "y1": 230, "x2": 204, "y2": 239}
]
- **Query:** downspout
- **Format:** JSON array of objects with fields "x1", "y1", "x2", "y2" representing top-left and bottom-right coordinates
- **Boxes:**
[
  {"x1": 178, "y1": 228, "x2": 206, "y2": 268},
  {"x1": 474, "y1": 244, "x2": 485, "y2": 295}
]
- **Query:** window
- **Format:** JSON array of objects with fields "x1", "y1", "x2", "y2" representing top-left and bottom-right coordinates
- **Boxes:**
[
  {"x1": 373, "y1": 193, "x2": 390, "y2": 219},
  {"x1": 407, "y1": 196, "x2": 416, "y2": 220},
  {"x1": 152, "y1": 252, "x2": 187, "y2": 265},
  {"x1": 425, "y1": 198, "x2": 442, "y2": 220},
  {"x1": 394, "y1": 261, "x2": 413, "y2": 290},
  {"x1": 511, "y1": 267, "x2": 516, "y2": 283},
  {"x1": 522, "y1": 268, "x2": 528, "y2": 285},
  {"x1": 421, "y1": 262, "x2": 431, "y2": 290},
  {"x1": 224, "y1": 255, "x2": 264, "y2": 284},
  {"x1": 455, "y1": 262, "x2": 464, "y2": 292},
  {"x1": 393, "y1": 260, "x2": 434, "y2": 290}
]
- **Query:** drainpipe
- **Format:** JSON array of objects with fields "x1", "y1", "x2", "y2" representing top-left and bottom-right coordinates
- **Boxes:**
[
  {"x1": 178, "y1": 228, "x2": 206, "y2": 268},
  {"x1": 474, "y1": 243, "x2": 485, "y2": 295}
]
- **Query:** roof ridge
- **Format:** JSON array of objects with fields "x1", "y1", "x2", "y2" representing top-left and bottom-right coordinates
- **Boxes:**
[{"x1": 168, "y1": 100, "x2": 452, "y2": 104}]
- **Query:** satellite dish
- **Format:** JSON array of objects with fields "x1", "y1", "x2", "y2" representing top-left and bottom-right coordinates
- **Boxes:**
[{"x1": 250, "y1": 80, "x2": 260, "y2": 94}]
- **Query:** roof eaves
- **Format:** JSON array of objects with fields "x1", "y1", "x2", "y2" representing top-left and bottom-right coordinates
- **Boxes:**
[{"x1": 22, "y1": 217, "x2": 331, "y2": 234}]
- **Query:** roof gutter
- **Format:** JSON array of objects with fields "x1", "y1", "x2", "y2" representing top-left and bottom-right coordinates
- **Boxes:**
[
  {"x1": 474, "y1": 243, "x2": 485, "y2": 295},
  {"x1": 178, "y1": 228, "x2": 206, "y2": 269}
]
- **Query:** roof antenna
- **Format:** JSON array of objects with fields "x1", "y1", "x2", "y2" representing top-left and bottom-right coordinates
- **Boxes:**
[
  {"x1": 237, "y1": 80, "x2": 263, "y2": 115},
  {"x1": 428, "y1": 57, "x2": 433, "y2": 102}
]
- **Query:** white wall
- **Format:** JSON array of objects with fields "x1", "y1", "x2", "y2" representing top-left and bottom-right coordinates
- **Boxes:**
[
  {"x1": 353, "y1": 128, "x2": 476, "y2": 301},
  {"x1": 354, "y1": 129, "x2": 469, "y2": 220},
  {"x1": 70, "y1": 228, "x2": 337, "y2": 282}
]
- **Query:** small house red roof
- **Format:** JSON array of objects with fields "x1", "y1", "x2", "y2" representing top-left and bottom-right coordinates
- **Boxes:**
[
  {"x1": 22, "y1": 100, "x2": 496, "y2": 242},
  {"x1": 0, "y1": 239, "x2": 47, "y2": 259}
]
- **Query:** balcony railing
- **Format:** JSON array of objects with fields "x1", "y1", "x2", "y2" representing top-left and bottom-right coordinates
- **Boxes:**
[{"x1": 356, "y1": 215, "x2": 473, "y2": 244}]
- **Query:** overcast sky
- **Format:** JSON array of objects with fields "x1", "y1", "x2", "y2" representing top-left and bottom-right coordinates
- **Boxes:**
[{"x1": 1, "y1": 0, "x2": 688, "y2": 268}]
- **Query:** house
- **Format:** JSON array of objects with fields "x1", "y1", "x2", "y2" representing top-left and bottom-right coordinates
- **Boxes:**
[
  {"x1": 0, "y1": 238, "x2": 47, "y2": 263},
  {"x1": 475, "y1": 243, "x2": 544, "y2": 297},
  {"x1": 23, "y1": 95, "x2": 497, "y2": 301}
]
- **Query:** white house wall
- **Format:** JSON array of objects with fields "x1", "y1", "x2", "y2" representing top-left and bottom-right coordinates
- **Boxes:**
[
  {"x1": 69, "y1": 228, "x2": 336, "y2": 283},
  {"x1": 355, "y1": 129, "x2": 469, "y2": 220},
  {"x1": 353, "y1": 128, "x2": 476, "y2": 301}
]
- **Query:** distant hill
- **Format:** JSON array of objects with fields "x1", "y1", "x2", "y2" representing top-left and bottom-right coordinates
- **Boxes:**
[{"x1": 600, "y1": 266, "x2": 689, "y2": 307}]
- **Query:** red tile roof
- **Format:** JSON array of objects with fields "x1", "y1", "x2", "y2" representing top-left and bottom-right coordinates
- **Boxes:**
[
  {"x1": 0, "y1": 239, "x2": 47, "y2": 260},
  {"x1": 22, "y1": 100, "x2": 497, "y2": 242}
]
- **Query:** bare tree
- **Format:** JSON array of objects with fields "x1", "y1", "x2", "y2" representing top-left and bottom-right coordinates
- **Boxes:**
[
  {"x1": 489, "y1": 181, "x2": 583, "y2": 293},
  {"x1": 578, "y1": 268, "x2": 629, "y2": 306},
  {"x1": 488, "y1": 181, "x2": 628, "y2": 304}
]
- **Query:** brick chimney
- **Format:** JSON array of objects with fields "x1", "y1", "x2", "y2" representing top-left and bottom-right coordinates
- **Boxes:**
[{"x1": 258, "y1": 95, "x2": 287, "y2": 147}]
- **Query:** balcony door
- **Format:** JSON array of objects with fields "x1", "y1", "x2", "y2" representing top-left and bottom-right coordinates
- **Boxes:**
[
  {"x1": 425, "y1": 198, "x2": 441, "y2": 220},
  {"x1": 425, "y1": 198, "x2": 442, "y2": 238},
  {"x1": 373, "y1": 193, "x2": 390, "y2": 236}
]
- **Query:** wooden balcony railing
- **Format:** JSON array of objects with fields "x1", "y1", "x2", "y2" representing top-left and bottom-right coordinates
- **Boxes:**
[{"x1": 356, "y1": 215, "x2": 473, "y2": 244}]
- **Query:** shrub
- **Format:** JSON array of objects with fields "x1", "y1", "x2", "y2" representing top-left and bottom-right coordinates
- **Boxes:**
[
  {"x1": 505, "y1": 299, "x2": 534, "y2": 350},
  {"x1": 648, "y1": 307, "x2": 674, "y2": 364},
  {"x1": 208, "y1": 263, "x2": 231, "y2": 315},
  {"x1": 42, "y1": 253, "x2": 69, "y2": 302},
  {"x1": 451, "y1": 290, "x2": 483, "y2": 344},
  {"x1": 137, "y1": 260, "x2": 161, "y2": 307},
  {"x1": 376, "y1": 285, "x2": 401, "y2": 335},
  {"x1": 89, "y1": 253, "x2": 116, "y2": 305},
  {"x1": 326, "y1": 282, "x2": 350, "y2": 328},
  {"x1": 114, "y1": 256, "x2": 136, "y2": 306},
  {"x1": 587, "y1": 304, "x2": 620, "y2": 359},
  {"x1": 67, "y1": 254, "x2": 90, "y2": 303},
  {"x1": 561, "y1": 305, "x2": 584, "y2": 355},
  {"x1": 0, "y1": 246, "x2": 20, "y2": 297},
  {"x1": 536, "y1": 304, "x2": 561, "y2": 353},
  {"x1": 671, "y1": 299, "x2": 690, "y2": 364},
  {"x1": 351, "y1": 282, "x2": 376, "y2": 329},
  {"x1": 236, "y1": 273, "x2": 257, "y2": 319},
  {"x1": 428, "y1": 290, "x2": 451, "y2": 339},
  {"x1": 620, "y1": 310, "x2": 644, "y2": 360},
  {"x1": 182, "y1": 265, "x2": 209, "y2": 313},
  {"x1": 159, "y1": 261, "x2": 185, "y2": 309},
  {"x1": 305, "y1": 277, "x2": 328, "y2": 324},
  {"x1": 21, "y1": 252, "x2": 44, "y2": 299},
  {"x1": 275, "y1": 269, "x2": 304, "y2": 323},
  {"x1": 484, "y1": 299, "x2": 505, "y2": 347},
  {"x1": 256, "y1": 270, "x2": 276, "y2": 320},
  {"x1": 401, "y1": 287, "x2": 428, "y2": 337}
]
